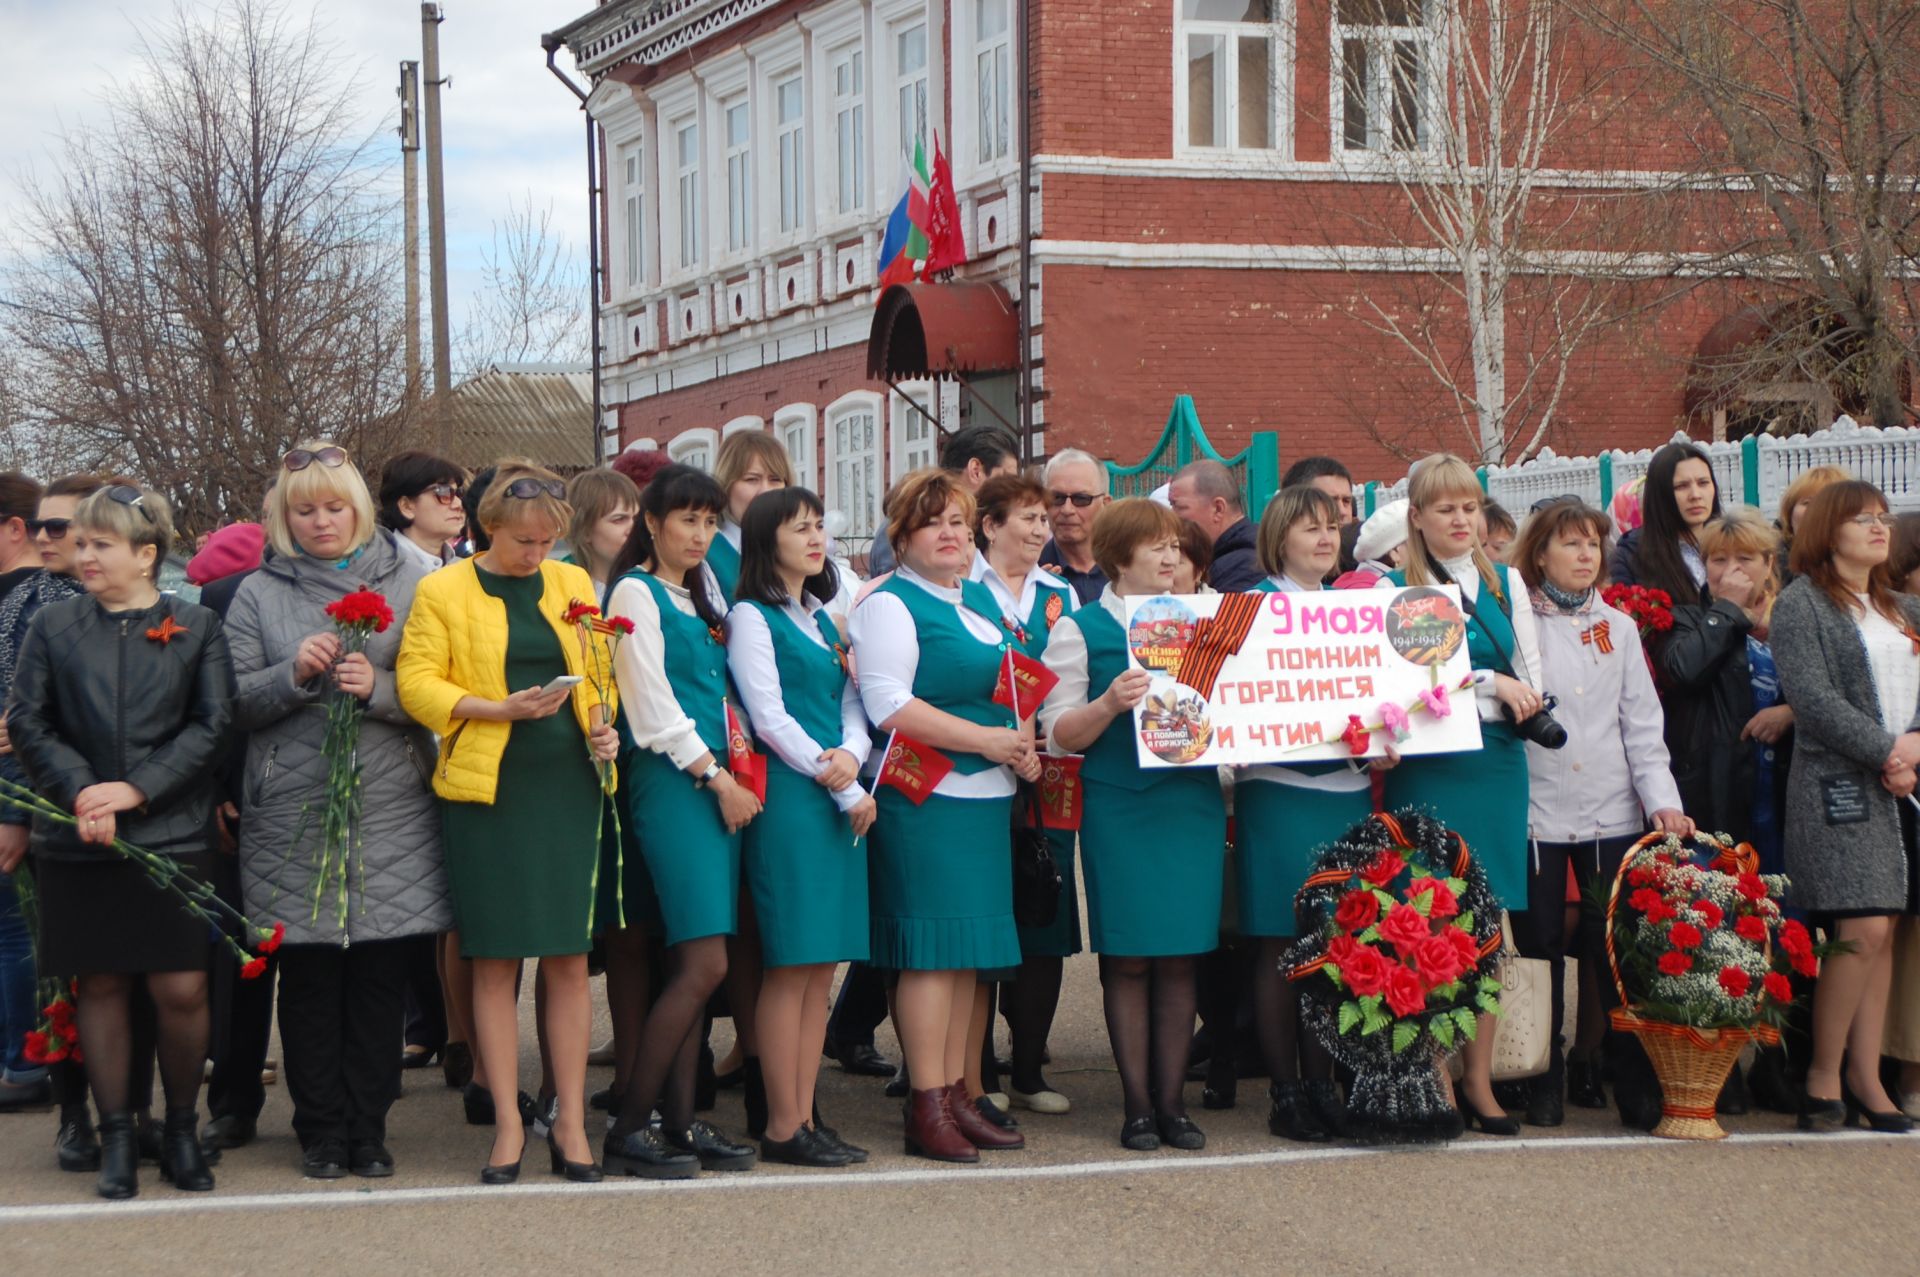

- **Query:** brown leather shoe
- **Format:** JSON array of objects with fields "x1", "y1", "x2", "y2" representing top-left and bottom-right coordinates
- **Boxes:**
[
  {"x1": 903, "y1": 1087, "x2": 978, "y2": 1163},
  {"x1": 945, "y1": 1083, "x2": 1025, "y2": 1150}
]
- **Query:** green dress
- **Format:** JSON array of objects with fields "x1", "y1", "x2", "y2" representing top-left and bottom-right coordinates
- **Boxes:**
[
  {"x1": 737, "y1": 601, "x2": 869, "y2": 967},
  {"x1": 441, "y1": 567, "x2": 602, "y2": 958},
  {"x1": 1235, "y1": 579, "x2": 1374, "y2": 938},
  {"x1": 1381, "y1": 564, "x2": 1529, "y2": 909},
  {"x1": 618, "y1": 570, "x2": 741, "y2": 946},
  {"x1": 865, "y1": 576, "x2": 1022, "y2": 972},
  {"x1": 1075, "y1": 605, "x2": 1226, "y2": 957}
]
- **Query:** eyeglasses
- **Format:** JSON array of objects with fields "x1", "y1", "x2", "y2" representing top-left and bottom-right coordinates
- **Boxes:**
[
  {"x1": 27, "y1": 518, "x2": 72, "y2": 540},
  {"x1": 105, "y1": 484, "x2": 157, "y2": 525},
  {"x1": 1050, "y1": 491, "x2": 1102, "y2": 509},
  {"x1": 1847, "y1": 513, "x2": 1899, "y2": 529},
  {"x1": 283, "y1": 445, "x2": 348, "y2": 472},
  {"x1": 1530, "y1": 494, "x2": 1583, "y2": 514},
  {"x1": 425, "y1": 483, "x2": 463, "y2": 505},
  {"x1": 502, "y1": 478, "x2": 566, "y2": 501}
]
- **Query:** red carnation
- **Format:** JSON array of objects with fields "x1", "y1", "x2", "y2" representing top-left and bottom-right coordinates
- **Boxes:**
[
  {"x1": 1383, "y1": 963, "x2": 1428, "y2": 1017},
  {"x1": 1644, "y1": 898, "x2": 1677, "y2": 924},
  {"x1": 564, "y1": 598, "x2": 601, "y2": 624},
  {"x1": 1407, "y1": 876, "x2": 1459, "y2": 920},
  {"x1": 1694, "y1": 900, "x2": 1724, "y2": 929},
  {"x1": 1413, "y1": 933, "x2": 1467, "y2": 989},
  {"x1": 1339, "y1": 946, "x2": 1391, "y2": 999},
  {"x1": 22, "y1": 1030, "x2": 49, "y2": 1064},
  {"x1": 1629, "y1": 886, "x2": 1662, "y2": 913},
  {"x1": 1779, "y1": 919, "x2": 1812, "y2": 958},
  {"x1": 1626, "y1": 866, "x2": 1658, "y2": 888},
  {"x1": 1717, "y1": 966, "x2": 1751, "y2": 998},
  {"x1": 1334, "y1": 889, "x2": 1380, "y2": 934},
  {"x1": 1379, "y1": 903, "x2": 1432, "y2": 953},
  {"x1": 1735, "y1": 873, "x2": 1767, "y2": 902},
  {"x1": 1657, "y1": 951, "x2": 1692, "y2": 976},
  {"x1": 1359, "y1": 851, "x2": 1406, "y2": 889},
  {"x1": 1790, "y1": 950, "x2": 1818, "y2": 978},
  {"x1": 258, "y1": 921, "x2": 286, "y2": 955},
  {"x1": 1668, "y1": 922, "x2": 1702, "y2": 950},
  {"x1": 608, "y1": 616, "x2": 636, "y2": 635},
  {"x1": 325, "y1": 589, "x2": 394, "y2": 633},
  {"x1": 1764, "y1": 972, "x2": 1794, "y2": 1002},
  {"x1": 240, "y1": 956, "x2": 268, "y2": 980},
  {"x1": 1734, "y1": 915, "x2": 1768, "y2": 944}
]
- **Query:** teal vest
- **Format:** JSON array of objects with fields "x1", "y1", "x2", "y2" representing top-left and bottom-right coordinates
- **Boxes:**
[
  {"x1": 707, "y1": 534, "x2": 742, "y2": 603},
  {"x1": 876, "y1": 575, "x2": 1017, "y2": 775},
  {"x1": 621, "y1": 569, "x2": 729, "y2": 754},
  {"x1": 743, "y1": 600, "x2": 846, "y2": 759},
  {"x1": 1002, "y1": 580, "x2": 1074, "y2": 661},
  {"x1": 1387, "y1": 563, "x2": 1518, "y2": 676},
  {"x1": 1080, "y1": 605, "x2": 1194, "y2": 793}
]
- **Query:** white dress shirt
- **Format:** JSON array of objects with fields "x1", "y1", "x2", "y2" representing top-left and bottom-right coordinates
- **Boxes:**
[
  {"x1": 1037, "y1": 588, "x2": 1118, "y2": 751},
  {"x1": 1855, "y1": 595, "x2": 1920, "y2": 735},
  {"x1": 971, "y1": 550, "x2": 1071, "y2": 635},
  {"x1": 727, "y1": 594, "x2": 872, "y2": 812},
  {"x1": 1438, "y1": 553, "x2": 1544, "y2": 722},
  {"x1": 607, "y1": 569, "x2": 727, "y2": 769},
  {"x1": 848, "y1": 563, "x2": 1014, "y2": 799}
]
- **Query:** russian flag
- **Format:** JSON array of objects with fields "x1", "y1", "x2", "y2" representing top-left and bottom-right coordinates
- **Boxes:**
[{"x1": 876, "y1": 137, "x2": 932, "y2": 290}]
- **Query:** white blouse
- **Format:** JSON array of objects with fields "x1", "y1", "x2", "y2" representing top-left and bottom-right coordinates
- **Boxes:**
[
  {"x1": 1854, "y1": 595, "x2": 1920, "y2": 734},
  {"x1": 727, "y1": 595, "x2": 872, "y2": 812},
  {"x1": 971, "y1": 551, "x2": 1072, "y2": 633},
  {"x1": 718, "y1": 520, "x2": 742, "y2": 554},
  {"x1": 847, "y1": 563, "x2": 1014, "y2": 799},
  {"x1": 1438, "y1": 552, "x2": 1544, "y2": 723},
  {"x1": 607, "y1": 568, "x2": 729, "y2": 770},
  {"x1": 1037, "y1": 588, "x2": 1121, "y2": 751}
]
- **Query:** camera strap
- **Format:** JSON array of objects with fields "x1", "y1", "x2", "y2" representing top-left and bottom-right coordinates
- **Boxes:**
[{"x1": 1455, "y1": 575, "x2": 1531, "y2": 685}]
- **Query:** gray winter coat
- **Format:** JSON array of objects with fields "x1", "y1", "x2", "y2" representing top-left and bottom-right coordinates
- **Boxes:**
[
  {"x1": 1771, "y1": 576, "x2": 1920, "y2": 914},
  {"x1": 227, "y1": 532, "x2": 452, "y2": 945}
]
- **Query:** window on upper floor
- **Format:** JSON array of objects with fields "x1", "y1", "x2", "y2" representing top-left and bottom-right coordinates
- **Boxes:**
[
  {"x1": 674, "y1": 119, "x2": 702, "y2": 268},
  {"x1": 826, "y1": 395, "x2": 881, "y2": 537},
  {"x1": 775, "y1": 75, "x2": 806, "y2": 234},
  {"x1": 1177, "y1": 1, "x2": 1288, "y2": 155},
  {"x1": 1336, "y1": 0, "x2": 1437, "y2": 153},
  {"x1": 974, "y1": 0, "x2": 1012, "y2": 165},
  {"x1": 775, "y1": 404, "x2": 818, "y2": 491},
  {"x1": 896, "y1": 21, "x2": 930, "y2": 161},
  {"x1": 620, "y1": 141, "x2": 646, "y2": 293},
  {"x1": 723, "y1": 98, "x2": 752, "y2": 253},
  {"x1": 832, "y1": 46, "x2": 866, "y2": 216}
]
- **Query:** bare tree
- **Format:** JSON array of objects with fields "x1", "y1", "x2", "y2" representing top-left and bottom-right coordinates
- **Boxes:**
[
  {"x1": 454, "y1": 195, "x2": 588, "y2": 379},
  {"x1": 1583, "y1": 0, "x2": 1920, "y2": 429},
  {"x1": 0, "y1": 0, "x2": 406, "y2": 534}
]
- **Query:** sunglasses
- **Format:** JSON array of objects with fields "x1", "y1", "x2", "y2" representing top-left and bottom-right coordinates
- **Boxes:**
[
  {"x1": 502, "y1": 478, "x2": 566, "y2": 501},
  {"x1": 283, "y1": 445, "x2": 349, "y2": 472},
  {"x1": 27, "y1": 518, "x2": 73, "y2": 540},
  {"x1": 1050, "y1": 491, "x2": 1102, "y2": 509},
  {"x1": 105, "y1": 484, "x2": 157, "y2": 525},
  {"x1": 425, "y1": 482, "x2": 463, "y2": 505}
]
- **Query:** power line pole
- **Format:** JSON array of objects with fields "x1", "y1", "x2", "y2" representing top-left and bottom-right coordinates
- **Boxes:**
[
  {"x1": 398, "y1": 61, "x2": 421, "y2": 422},
  {"x1": 421, "y1": 4, "x2": 453, "y2": 453}
]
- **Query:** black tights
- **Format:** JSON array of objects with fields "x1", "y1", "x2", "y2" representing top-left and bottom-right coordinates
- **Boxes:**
[
  {"x1": 76, "y1": 970, "x2": 207, "y2": 1116},
  {"x1": 1099, "y1": 955, "x2": 1197, "y2": 1122},
  {"x1": 1252, "y1": 937, "x2": 1330, "y2": 1084},
  {"x1": 612, "y1": 934, "x2": 727, "y2": 1137},
  {"x1": 1004, "y1": 956, "x2": 1063, "y2": 1093}
]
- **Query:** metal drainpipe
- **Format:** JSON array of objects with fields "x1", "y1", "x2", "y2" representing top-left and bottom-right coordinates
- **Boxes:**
[
  {"x1": 543, "y1": 38, "x2": 604, "y2": 457},
  {"x1": 1016, "y1": 0, "x2": 1034, "y2": 465}
]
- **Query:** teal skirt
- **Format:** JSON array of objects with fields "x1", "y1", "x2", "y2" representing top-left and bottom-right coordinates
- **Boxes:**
[
  {"x1": 1382, "y1": 722, "x2": 1529, "y2": 910},
  {"x1": 1080, "y1": 773, "x2": 1225, "y2": 958},
  {"x1": 1014, "y1": 828, "x2": 1084, "y2": 959},
  {"x1": 1235, "y1": 779, "x2": 1375, "y2": 938},
  {"x1": 868, "y1": 789, "x2": 1021, "y2": 972},
  {"x1": 625, "y1": 748, "x2": 741, "y2": 946},
  {"x1": 744, "y1": 762, "x2": 869, "y2": 967},
  {"x1": 593, "y1": 789, "x2": 661, "y2": 937}
]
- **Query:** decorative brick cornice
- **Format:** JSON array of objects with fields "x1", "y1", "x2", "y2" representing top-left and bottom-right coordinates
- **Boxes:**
[{"x1": 562, "y1": 0, "x2": 787, "y2": 79}]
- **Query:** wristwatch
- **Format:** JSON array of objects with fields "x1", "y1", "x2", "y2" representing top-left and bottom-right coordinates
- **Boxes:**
[{"x1": 695, "y1": 762, "x2": 722, "y2": 788}]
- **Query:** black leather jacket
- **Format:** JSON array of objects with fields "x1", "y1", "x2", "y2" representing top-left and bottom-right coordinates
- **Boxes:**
[
  {"x1": 1651, "y1": 596, "x2": 1755, "y2": 842},
  {"x1": 5, "y1": 593, "x2": 234, "y2": 861}
]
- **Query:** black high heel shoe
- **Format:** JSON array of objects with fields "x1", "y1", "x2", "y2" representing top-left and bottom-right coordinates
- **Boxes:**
[
  {"x1": 1459, "y1": 1099, "x2": 1521, "y2": 1136},
  {"x1": 1842, "y1": 1085, "x2": 1915, "y2": 1134},
  {"x1": 547, "y1": 1131, "x2": 605, "y2": 1182},
  {"x1": 1797, "y1": 1090, "x2": 1846, "y2": 1131},
  {"x1": 481, "y1": 1132, "x2": 525, "y2": 1185}
]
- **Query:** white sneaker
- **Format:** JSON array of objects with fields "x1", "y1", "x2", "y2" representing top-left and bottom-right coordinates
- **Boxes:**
[
  {"x1": 1898, "y1": 1091, "x2": 1920, "y2": 1121},
  {"x1": 1009, "y1": 1086, "x2": 1071, "y2": 1115}
]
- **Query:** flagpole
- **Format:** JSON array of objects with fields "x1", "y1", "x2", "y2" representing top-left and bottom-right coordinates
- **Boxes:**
[
  {"x1": 1004, "y1": 645, "x2": 1020, "y2": 723},
  {"x1": 869, "y1": 728, "x2": 897, "y2": 797}
]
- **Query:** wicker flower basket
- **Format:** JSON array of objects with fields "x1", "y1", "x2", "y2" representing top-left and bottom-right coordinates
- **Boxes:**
[{"x1": 1605, "y1": 834, "x2": 1783, "y2": 1142}]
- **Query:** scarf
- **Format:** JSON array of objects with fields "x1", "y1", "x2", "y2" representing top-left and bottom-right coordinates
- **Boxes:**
[{"x1": 1538, "y1": 579, "x2": 1593, "y2": 615}]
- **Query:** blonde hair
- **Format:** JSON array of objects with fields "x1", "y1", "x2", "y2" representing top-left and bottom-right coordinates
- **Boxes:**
[
  {"x1": 1403, "y1": 454, "x2": 1503, "y2": 601},
  {"x1": 1091, "y1": 497, "x2": 1184, "y2": 583},
  {"x1": 1778, "y1": 464, "x2": 1851, "y2": 535},
  {"x1": 1700, "y1": 508, "x2": 1782, "y2": 616},
  {"x1": 1256, "y1": 484, "x2": 1342, "y2": 578},
  {"x1": 885, "y1": 468, "x2": 976, "y2": 554},
  {"x1": 265, "y1": 440, "x2": 378, "y2": 560},
  {"x1": 714, "y1": 431, "x2": 794, "y2": 503},
  {"x1": 476, "y1": 458, "x2": 572, "y2": 537},
  {"x1": 565, "y1": 468, "x2": 642, "y2": 582},
  {"x1": 74, "y1": 483, "x2": 174, "y2": 569}
]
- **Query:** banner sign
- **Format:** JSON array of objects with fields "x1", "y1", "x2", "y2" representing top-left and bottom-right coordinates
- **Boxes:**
[{"x1": 1124, "y1": 587, "x2": 1485, "y2": 769}]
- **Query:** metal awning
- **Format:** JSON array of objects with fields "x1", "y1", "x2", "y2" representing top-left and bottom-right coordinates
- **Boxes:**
[{"x1": 867, "y1": 282, "x2": 1020, "y2": 380}]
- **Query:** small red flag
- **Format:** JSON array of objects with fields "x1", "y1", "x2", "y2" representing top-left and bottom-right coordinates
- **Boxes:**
[
  {"x1": 992, "y1": 648, "x2": 1059, "y2": 722},
  {"x1": 875, "y1": 732, "x2": 955, "y2": 805},
  {"x1": 725, "y1": 702, "x2": 766, "y2": 803},
  {"x1": 1037, "y1": 756, "x2": 1084, "y2": 831},
  {"x1": 922, "y1": 131, "x2": 968, "y2": 279}
]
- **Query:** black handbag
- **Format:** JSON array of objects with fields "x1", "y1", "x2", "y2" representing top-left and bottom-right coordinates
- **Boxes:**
[{"x1": 1011, "y1": 782, "x2": 1063, "y2": 930}]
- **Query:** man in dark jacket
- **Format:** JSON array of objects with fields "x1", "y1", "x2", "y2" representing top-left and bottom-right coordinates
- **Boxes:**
[
  {"x1": 0, "y1": 471, "x2": 45, "y2": 1114},
  {"x1": 1169, "y1": 459, "x2": 1262, "y2": 592}
]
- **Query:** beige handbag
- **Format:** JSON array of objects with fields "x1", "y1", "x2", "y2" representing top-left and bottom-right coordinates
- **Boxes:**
[{"x1": 1487, "y1": 912, "x2": 1553, "y2": 1081}]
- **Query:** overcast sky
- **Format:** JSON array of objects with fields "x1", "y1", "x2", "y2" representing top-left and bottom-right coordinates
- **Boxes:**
[{"x1": 0, "y1": 0, "x2": 593, "y2": 343}]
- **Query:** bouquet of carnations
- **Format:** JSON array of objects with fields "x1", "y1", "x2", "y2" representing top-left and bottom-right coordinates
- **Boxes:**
[
  {"x1": 1601, "y1": 583, "x2": 1674, "y2": 642},
  {"x1": 564, "y1": 598, "x2": 632, "y2": 932},
  {"x1": 300, "y1": 588, "x2": 394, "y2": 928}
]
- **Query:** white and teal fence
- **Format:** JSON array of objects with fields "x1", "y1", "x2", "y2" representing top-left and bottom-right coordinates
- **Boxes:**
[{"x1": 1358, "y1": 418, "x2": 1920, "y2": 518}]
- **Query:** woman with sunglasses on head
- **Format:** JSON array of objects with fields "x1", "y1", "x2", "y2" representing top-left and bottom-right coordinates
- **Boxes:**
[
  {"x1": 5, "y1": 483, "x2": 234, "y2": 1199},
  {"x1": 224, "y1": 443, "x2": 452, "y2": 1180},
  {"x1": 725, "y1": 486, "x2": 875, "y2": 1166},
  {"x1": 377, "y1": 451, "x2": 468, "y2": 573},
  {"x1": 599, "y1": 464, "x2": 760, "y2": 1179},
  {"x1": 397, "y1": 459, "x2": 618, "y2": 1185}
]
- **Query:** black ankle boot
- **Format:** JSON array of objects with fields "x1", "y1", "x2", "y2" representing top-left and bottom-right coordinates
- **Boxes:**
[
  {"x1": 95, "y1": 1112, "x2": 139, "y2": 1200},
  {"x1": 1566, "y1": 1056, "x2": 1607, "y2": 1109},
  {"x1": 742, "y1": 1057, "x2": 768, "y2": 1139},
  {"x1": 158, "y1": 1107, "x2": 214, "y2": 1191},
  {"x1": 1268, "y1": 1080, "x2": 1331, "y2": 1142}
]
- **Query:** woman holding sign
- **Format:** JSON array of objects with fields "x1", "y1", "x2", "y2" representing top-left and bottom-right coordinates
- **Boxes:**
[
  {"x1": 1384, "y1": 454, "x2": 1545, "y2": 1137},
  {"x1": 850, "y1": 468, "x2": 1039, "y2": 1163},
  {"x1": 1040, "y1": 498, "x2": 1227, "y2": 1152},
  {"x1": 972, "y1": 473, "x2": 1081, "y2": 1116},
  {"x1": 601, "y1": 464, "x2": 761, "y2": 1179},
  {"x1": 1241, "y1": 484, "x2": 1376, "y2": 1142},
  {"x1": 726, "y1": 485, "x2": 875, "y2": 1166}
]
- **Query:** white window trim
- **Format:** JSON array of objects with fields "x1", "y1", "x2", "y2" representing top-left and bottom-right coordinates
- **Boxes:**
[
  {"x1": 951, "y1": 0, "x2": 1018, "y2": 187},
  {"x1": 824, "y1": 389, "x2": 884, "y2": 538},
  {"x1": 669, "y1": 426, "x2": 721, "y2": 470},
  {"x1": 1172, "y1": 2, "x2": 1295, "y2": 162},
  {"x1": 774, "y1": 402, "x2": 819, "y2": 491},
  {"x1": 888, "y1": 380, "x2": 938, "y2": 481},
  {"x1": 648, "y1": 74, "x2": 703, "y2": 287},
  {"x1": 720, "y1": 94, "x2": 753, "y2": 258},
  {"x1": 805, "y1": 0, "x2": 871, "y2": 236},
  {"x1": 875, "y1": 1, "x2": 938, "y2": 182},
  {"x1": 747, "y1": 27, "x2": 809, "y2": 256},
  {"x1": 593, "y1": 82, "x2": 654, "y2": 303},
  {"x1": 1329, "y1": 0, "x2": 1443, "y2": 161},
  {"x1": 722, "y1": 415, "x2": 767, "y2": 438},
  {"x1": 701, "y1": 52, "x2": 755, "y2": 269}
]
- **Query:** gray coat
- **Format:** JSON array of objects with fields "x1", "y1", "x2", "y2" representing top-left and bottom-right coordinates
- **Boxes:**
[
  {"x1": 1771, "y1": 575, "x2": 1920, "y2": 914},
  {"x1": 228, "y1": 532, "x2": 452, "y2": 945}
]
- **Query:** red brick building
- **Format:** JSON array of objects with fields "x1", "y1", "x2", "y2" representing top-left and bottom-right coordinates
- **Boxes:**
[{"x1": 548, "y1": 0, "x2": 1729, "y2": 540}]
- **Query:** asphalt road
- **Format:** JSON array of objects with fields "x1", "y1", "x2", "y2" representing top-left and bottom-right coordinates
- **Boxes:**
[{"x1": 3, "y1": 946, "x2": 1918, "y2": 1274}]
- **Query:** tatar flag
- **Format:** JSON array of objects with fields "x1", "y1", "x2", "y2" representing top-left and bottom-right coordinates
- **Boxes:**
[
  {"x1": 876, "y1": 138, "x2": 932, "y2": 291},
  {"x1": 922, "y1": 130, "x2": 967, "y2": 279},
  {"x1": 875, "y1": 731, "x2": 955, "y2": 805},
  {"x1": 1037, "y1": 756, "x2": 1084, "y2": 831},
  {"x1": 724, "y1": 702, "x2": 766, "y2": 803},
  {"x1": 992, "y1": 647, "x2": 1059, "y2": 722}
]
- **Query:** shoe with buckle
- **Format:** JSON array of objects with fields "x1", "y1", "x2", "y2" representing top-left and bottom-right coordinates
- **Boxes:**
[
  {"x1": 665, "y1": 1119, "x2": 758, "y2": 1171},
  {"x1": 603, "y1": 1125, "x2": 699, "y2": 1179}
]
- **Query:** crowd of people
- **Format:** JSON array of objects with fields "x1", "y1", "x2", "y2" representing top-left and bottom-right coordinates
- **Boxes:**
[{"x1": 1, "y1": 428, "x2": 1917, "y2": 1201}]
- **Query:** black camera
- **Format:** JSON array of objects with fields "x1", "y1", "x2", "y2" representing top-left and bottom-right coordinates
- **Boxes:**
[{"x1": 1504, "y1": 693, "x2": 1568, "y2": 750}]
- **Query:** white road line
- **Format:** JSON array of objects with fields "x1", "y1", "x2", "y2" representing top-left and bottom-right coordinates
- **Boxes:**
[{"x1": 0, "y1": 1129, "x2": 1903, "y2": 1225}]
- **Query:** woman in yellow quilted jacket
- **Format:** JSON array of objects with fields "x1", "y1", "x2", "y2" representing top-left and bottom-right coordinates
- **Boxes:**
[{"x1": 397, "y1": 459, "x2": 618, "y2": 1186}]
